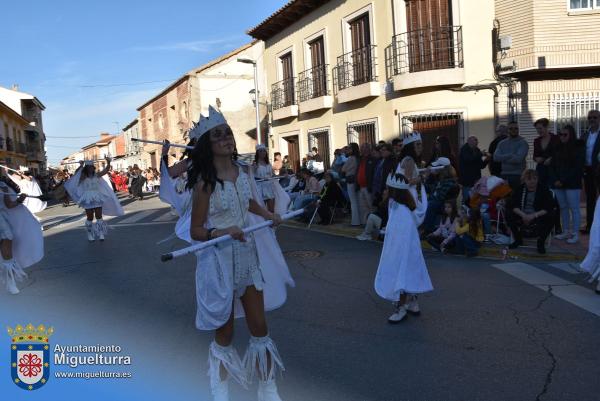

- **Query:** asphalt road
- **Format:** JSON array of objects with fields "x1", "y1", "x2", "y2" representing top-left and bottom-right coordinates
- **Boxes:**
[{"x1": 2, "y1": 194, "x2": 600, "y2": 401}]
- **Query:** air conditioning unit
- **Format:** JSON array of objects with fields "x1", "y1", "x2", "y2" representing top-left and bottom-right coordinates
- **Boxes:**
[
  {"x1": 498, "y1": 59, "x2": 517, "y2": 72},
  {"x1": 499, "y1": 35, "x2": 512, "y2": 51}
]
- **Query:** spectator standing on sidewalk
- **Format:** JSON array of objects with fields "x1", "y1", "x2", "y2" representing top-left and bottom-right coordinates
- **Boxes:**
[
  {"x1": 533, "y1": 118, "x2": 560, "y2": 188},
  {"x1": 488, "y1": 125, "x2": 508, "y2": 177},
  {"x1": 341, "y1": 143, "x2": 361, "y2": 226},
  {"x1": 493, "y1": 121, "x2": 529, "y2": 192},
  {"x1": 550, "y1": 125, "x2": 585, "y2": 244},
  {"x1": 459, "y1": 136, "x2": 488, "y2": 205},
  {"x1": 581, "y1": 109, "x2": 600, "y2": 233},
  {"x1": 371, "y1": 143, "x2": 396, "y2": 205},
  {"x1": 356, "y1": 143, "x2": 376, "y2": 225}
]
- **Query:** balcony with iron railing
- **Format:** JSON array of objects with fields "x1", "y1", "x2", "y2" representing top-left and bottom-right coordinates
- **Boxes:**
[
  {"x1": 271, "y1": 77, "x2": 298, "y2": 121},
  {"x1": 390, "y1": 26, "x2": 465, "y2": 91},
  {"x1": 333, "y1": 45, "x2": 380, "y2": 104},
  {"x1": 297, "y1": 64, "x2": 333, "y2": 113}
]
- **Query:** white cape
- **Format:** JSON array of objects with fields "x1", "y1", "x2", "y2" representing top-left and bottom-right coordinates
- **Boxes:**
[
  {"x1": 581, "y1": 195, "x2": 600, "y2": 279},
  {"x1": 176, "y1": 162, "x2": 294, "y2": 330},
  {"x1": 375, "y1": 185, "x2": 432, "y2": 301},
  {"x1": 64, "y1": 169, "x2": 124, "y2": 216},
  {"x1": 7, "y1": 174, "x2": 47, "y2": 214},
  {"x1": 2, "y1": 185, "x2": 44, "y2": 268},
  {"x1": 159, "y1": 160, "x2": 191, "y2": 217}
]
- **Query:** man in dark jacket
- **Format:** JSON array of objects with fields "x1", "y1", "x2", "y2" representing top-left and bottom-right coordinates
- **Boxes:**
[
  {"x1": 507, "y1": 169, "x2": 555, "y2": 254},
  {"x1": 459, "y1": 136, "x2": 488, "y2": 204},
  {"x1": 488, "y1": 125, "x2": 508, "y2": 177},
  {"x1": 371, "y1": 143, "x2": 395, "y2": 205}
]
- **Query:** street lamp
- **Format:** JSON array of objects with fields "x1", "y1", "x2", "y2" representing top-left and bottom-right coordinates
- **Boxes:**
[{"x1": 237, "y1": 57, "x2": 261, "y2": 146}]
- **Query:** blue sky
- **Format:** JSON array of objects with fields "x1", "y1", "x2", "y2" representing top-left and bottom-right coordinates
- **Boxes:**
[{"x1": 0, "y1": 0, "x2": 284, "y2": 165}]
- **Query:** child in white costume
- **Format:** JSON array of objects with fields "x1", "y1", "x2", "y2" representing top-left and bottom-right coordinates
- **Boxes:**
[
  {"x1": 375, "y1": 158, "x2": 433, "y2": 323},
  {"x1": 64, "y1": 157, "x2": 124, "y2": 242},
  {"x1": 581, "y1": 195, "x2": 600, "y2": 294},
  {"x1": 0, "y1": 180, "x2": 44, "y2": 294},
  {"x1": 182, "y1": 106, "x2": 293, "y2": 401}
]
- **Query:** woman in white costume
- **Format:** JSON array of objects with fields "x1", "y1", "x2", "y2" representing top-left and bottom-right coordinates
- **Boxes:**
[
  {"x1": 64, "y1": 157, "x2": 124, "y2": 242},
  {"x1": 0, "y1": 179, "x2": 44, "y2": 294},
  {"x1": 581, "y1": 196, "x2": 600, "y2": 294},
  {"x1": 186, "y1": 106, "x2": 292, "y2": 401},
  {"x1": 254, "y1": 144, "x2": 276, "y2": 213},
  {"x1": 374, "y1": 159, "x2": 433, "y2": 323},
  {"x1": 6, "y1": 170, "x2": 47, "y2": 216}
]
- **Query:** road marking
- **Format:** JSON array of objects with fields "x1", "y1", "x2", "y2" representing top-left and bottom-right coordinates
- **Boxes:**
[
  {"x1": 493, "y1": 262, "x2": 600, "y2": 317},
  {"x1": 153, "y1": 210, "x2": 177, "y2": 222},
  {"x1": 549, "y1": 262, "x2": 582, "y2": 274},
  {"x1": 114, "y1": 210, "x2": 156, "y2": 224}
]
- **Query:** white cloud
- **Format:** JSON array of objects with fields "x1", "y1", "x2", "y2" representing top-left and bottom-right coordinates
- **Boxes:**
[{"x1": 131, "y1": 36, "x2": 244, "y2": 53}]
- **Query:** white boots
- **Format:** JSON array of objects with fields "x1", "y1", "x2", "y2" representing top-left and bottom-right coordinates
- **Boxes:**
[
  {"x1": 208, "y1": 341, "x2": 246, "y2": 401},
  {"x1": 244, "y1": 335, "x2": 284, "y2": 401},
  {"x1": 208, "y1": 335, "x2": 284, "y2": 401},
  {"x1": 85, "y1": 220, "x2": 95, "y2": 241},
  {"x1": 86, "y1": 219, "x2": 108, "y2": 242},
  {"x1": 2, "y1": 258, "x2": 27, "y2": 295},
  {"x1": 95, "y1": 219, "x2": 107, "y2": 241}
]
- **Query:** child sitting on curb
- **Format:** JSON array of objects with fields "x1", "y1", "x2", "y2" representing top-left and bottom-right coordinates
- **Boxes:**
[{"x1": 426, "y1": 200, "x2": 458, "y2": 252}]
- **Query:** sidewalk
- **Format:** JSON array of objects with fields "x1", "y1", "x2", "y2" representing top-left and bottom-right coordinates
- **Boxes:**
[{"x1": 284, "y1": 214, "x2": 589, "y2": 262}]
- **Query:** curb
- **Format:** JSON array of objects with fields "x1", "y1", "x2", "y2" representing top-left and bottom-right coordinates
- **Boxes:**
[{"x1": 282, "y1": 221, "x2": 581, "y2": 262}]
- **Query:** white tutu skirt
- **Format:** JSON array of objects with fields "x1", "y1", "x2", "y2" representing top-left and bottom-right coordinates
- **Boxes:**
[
  {"x1": 0, "y1": 211, "x2": 13, "y2": 240},
  {"x1": 78, "y1": 189, "x2": 105, "y2": 210},
  {"x1": 257, "y1": 181, "x2": 275, "y2": 200}
]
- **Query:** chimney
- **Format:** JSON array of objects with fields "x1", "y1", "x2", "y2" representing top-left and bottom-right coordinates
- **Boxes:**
[{"x1": 11, "y1": 84, "x2": 19, "y2": 91}]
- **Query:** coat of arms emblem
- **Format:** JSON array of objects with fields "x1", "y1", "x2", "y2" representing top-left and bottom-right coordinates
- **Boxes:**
[{"x1": 7, "y1": 323, "x2": 53, "y2": 390}]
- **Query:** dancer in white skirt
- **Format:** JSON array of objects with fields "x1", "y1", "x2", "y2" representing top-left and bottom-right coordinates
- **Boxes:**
[
  {"x1": 64, "y1": 157, "x2": 124, "y2": 242},
  {"x1": 254, "y1": 144, "x2": 276, "y2": 213},
  {"x1": 185, "y1": 106, "x2": 293, "y2": 401},
  {"x1": 581, "y1": 195, "x2": 600, "y2": 294},
  {"x1": 6, "y1": 169, "x2": 47, "y2": 216},
  {"x1": 374, "y1": 160, "x2": 433, "y2": 323},
  {"x1": 0, "y1": 180, "x2": 44, "y2": 294}
]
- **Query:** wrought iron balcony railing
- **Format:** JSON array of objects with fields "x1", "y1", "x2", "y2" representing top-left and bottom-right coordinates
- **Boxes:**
[
  {"x1": 391, "y1": 26, "x2": 463, "y2": 75},
  {"x1": 297, "y1": 64, "x2": 330, "y2": 102},
  {"x1": 271, "y1": 78, "x2": 296, "y2": 111},
  {"x1": 334, "y1": 45, "x2": 378, "y2": 92}
]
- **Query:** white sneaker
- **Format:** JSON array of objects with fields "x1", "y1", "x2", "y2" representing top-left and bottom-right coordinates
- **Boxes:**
[
  {"x1": 555, "y1": 232, "x2": 571, "y2": 240},
  {"x1": 355, "y1": 233, "x2": 370, "y2": 241},
  {"x1": 566, "y1": 234, "x2": 579, "y2": 244},
  {"x1": 258, "y1": 379, "x2": 283, "y2": 401},
  {"x1": 406, "y1": 296, "x2": 421, "y2": 316},
  {"x1": 211, "y1": 379, "x2": 230, "y2": 401},
  {"x1": 388, "y1": 305, "x2": 407, "y2": 324}
]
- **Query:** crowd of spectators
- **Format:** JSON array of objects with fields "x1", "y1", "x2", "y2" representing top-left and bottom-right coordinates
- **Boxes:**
[{"x1": 277, "y1": 108, "x2": 600, "y2": 257}]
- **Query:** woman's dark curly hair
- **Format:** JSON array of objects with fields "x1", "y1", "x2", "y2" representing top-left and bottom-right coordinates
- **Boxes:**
[
  {"x1": 186, "y1": 125, "x2": 238, "y2": 193},
  {"x1": 180, "y1": 137, "x2": 197, "y2": 161}
]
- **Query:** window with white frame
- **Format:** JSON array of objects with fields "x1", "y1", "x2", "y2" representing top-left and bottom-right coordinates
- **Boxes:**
[
  {"x1": 569, "y1": 0, "x2": 600, "y2": 10},
  {"x1": 347, "y1": 119, "x2": 378, "y2": 145},
  {"x1": 550, "y1": 93, "x2": 600, "y2": 137}
]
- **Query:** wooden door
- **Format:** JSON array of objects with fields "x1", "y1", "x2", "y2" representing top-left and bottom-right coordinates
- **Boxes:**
[
  {"x1": 309, "y1": 37, "x2": 326, "y2": 97},
  {"x1": 285, "y1": 135, "x2": 300, "y2": 172},
  {"x1": 312, "y1": 131, "x2": 331, "y2": 169},
  {"x1": 280, "y1": 53, "x2": 294, "y2": 106},
  {"x1": 349, "y1": 13, "x2": 372, "y2": 85},
  {"x1": 405, "y1": 0, "x2": 452, "y2": 72},
  {"x1": 412, "y1": 116, "x2": 460, "y2": 164}
]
